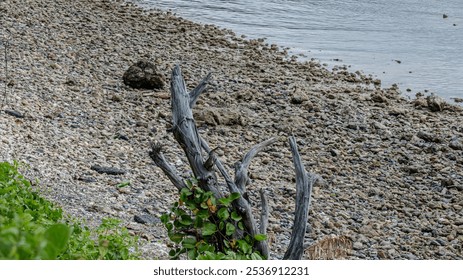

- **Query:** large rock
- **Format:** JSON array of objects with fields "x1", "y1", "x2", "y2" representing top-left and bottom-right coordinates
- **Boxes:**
[
  {"x1": 426, "y1": 95, "x2": 446, "y2": 112},
  {"x1": 123, "y1": 60, "x2": 165, "y2": 89}
]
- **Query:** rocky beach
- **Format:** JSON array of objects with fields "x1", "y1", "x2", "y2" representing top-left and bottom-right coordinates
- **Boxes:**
[{"x1": 1, "y1": 0, "x2": 462, "y2": 259}]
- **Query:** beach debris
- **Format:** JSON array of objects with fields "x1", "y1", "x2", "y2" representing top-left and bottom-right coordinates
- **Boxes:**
[
  {"x1": 91, "y1": 165, "x2": 126, "y2": 175},
  {"x1": 4, "y1": 109, "x2": 24, "y2": 118},
  {"x1": 134, "y1": 214, "x2": 159, "y2": 225},
  {"x1": 123, "y1": 60, "x2": 165, "y2": 90}
]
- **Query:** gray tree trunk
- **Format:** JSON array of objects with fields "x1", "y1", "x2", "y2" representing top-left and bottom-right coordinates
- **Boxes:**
[{"x1": 150, "y1": 65, "x2": 320, "y2": 260}]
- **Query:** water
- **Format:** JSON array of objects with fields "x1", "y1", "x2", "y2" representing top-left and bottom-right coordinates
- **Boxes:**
[{"x1": 133, "y1": 0, "x2": 463, "y2": 101}]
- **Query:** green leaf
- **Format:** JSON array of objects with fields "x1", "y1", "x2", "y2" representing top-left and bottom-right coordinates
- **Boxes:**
[
  {"x1": 238, "y1": 221, "x2": 244, "y2": 230},
  {"x1": 198, "y1": 243, "x2": 214, "y2": 254},
  {"x1": 160, "y1": 214, "x2": 169, "y2": 224},
  {"x1": 250, "y1": 252, "x2": 263, "y2": 260},
  {"x1": 254, "y1": 234, "x2": 267, "y2": 241},
  {"x1": 182, "y1": 237, "x2": 197, "y2": 249},
  {"x1": 229, "y1": 192, "x2": 241, "y2": 201},
  {"x1": 43, "y1": 224, "x2": 71, "y2": 259},
  {"x1": 116, "y1": 181, "x2": 130, "y2": 188},
  {"x1": 196, "y1": 209, "x2": 210, "y2": 219},
  {"x1": 237, "y1": 240, "x2": 252, "y2": 254},
  {"x1": 180, "y1": 188, "x2": 193, "y2": 201},
  {"x1": 202, "y1": 222, "x2": 217, "y2": 236},
  {"x1": 185, "y1": 201, "x2": 198, "y2": 210},
  {"x1": 179, "y1": 215, "x2": 193, "y2": 226},
  {"x1": 218, "y1": 197, "x2": 232, "y2": 207},
  {"x1": 219, "y1": 192, "x2": 240, "y2": 206},
  {"x1": 187, "y1": 248, "x2": 198, "y2": 260},
  {"x1": 231, "y1": 211, "x2": 242, "y2": 221},
  {"x1": 225, "y1": 223, "x2": 236, "y2": 236},
  {"x1": 168, "y1": 233, "x2": 184, "y2": 243},
  {"x1": 194, "y1": 217, "x2": 204, "y2": 228},
  {"x1": 169, "y1": 249, "x2": 176, "y2": 257},
  {"x1": 180, "y1": 188, "x2": 192, "y2": 196},
  {"x1": 217, "y1": 207, "x2": 229, "y2": 220}
]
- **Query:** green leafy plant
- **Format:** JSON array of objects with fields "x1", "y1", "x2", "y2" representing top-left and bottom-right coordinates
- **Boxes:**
[
  {"x1": 0, "y1": 161, "x2": 140, "y2": 260},
  {"x1": 161, "y1": 178, "x2": 266, "y2": 260}
]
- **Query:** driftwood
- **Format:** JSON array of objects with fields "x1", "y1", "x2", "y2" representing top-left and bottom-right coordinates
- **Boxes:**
[
  {"x1": 283, "y1": 137, "x2": 319, "y2": 260},
  {"x1": 149, "y1": 65, "x2": 319, "y2": 259}
]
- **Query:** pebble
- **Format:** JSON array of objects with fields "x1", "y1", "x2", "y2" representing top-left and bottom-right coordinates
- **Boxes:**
[
  {"x1": 91, "y1": 165, "x2": 126, "y2": 175},
  {"x1": 134, "y1": 214, "x2": 160, "y2": 225},
  {"x1": 1, "y1": 0, "x2": 462, "y2": 261}
]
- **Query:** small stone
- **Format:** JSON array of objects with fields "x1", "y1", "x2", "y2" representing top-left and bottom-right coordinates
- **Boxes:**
[
  {"x1": 449, "y1": 139, "x2": 462, "y2": 150},
  {"x1": 4, "y1": 109, "x2": 24, "y2": 118},
  {"x1": 291, "y1": 94, "x2": 308, "y2": 104},
  {"x1": 352, "y1": 242, "x2": 363, "y2": 250},
  {"x1": 134, "y1": 214, "x2": 160, "y2": 225},
  {"x1": 91, "y1": 165, "x2": 126, "y2": 175},
  {"x1": 76, "y1": 176, "x2": 97, "y2": 183},
  {"x1": 371, "y1": 93, "x2": 387, "y2": 103},
  {"x1": 416, "y1": 131, "x2": 442, "y2": 143},
  {"x1": 330, "y1": 149, "x2": 340, "y2": 157},
  {"x1": 441, "y1": 178, "x2": 454, "y2": 187}
]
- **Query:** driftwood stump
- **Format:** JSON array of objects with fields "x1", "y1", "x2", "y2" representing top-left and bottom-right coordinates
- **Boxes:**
[{"x1": 149, "y1": 65, "x2": 320, "y2": 259}]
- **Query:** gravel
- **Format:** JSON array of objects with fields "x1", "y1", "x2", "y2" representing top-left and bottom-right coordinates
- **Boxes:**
[{"x1": 1, "y1": 0, "x2": 462, "y2": 260}]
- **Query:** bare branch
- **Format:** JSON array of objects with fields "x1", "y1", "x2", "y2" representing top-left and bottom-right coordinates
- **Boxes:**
[
  {"x1": 235, "y1": 137, "x2": 277, "y2": 193},
  {"x1": 283, "y1": 136, "x2": 319, "y2": 260},
  {"x1": 170, "y1": 65, "x2": 222, "y2": 198},
  {"x1": 200, "y1": 138, "x2": 237, "y2": 193},
  {"x1": 259, "y1": 188, "x2": 269, "y2": 235},
  {"x1": 148, "y1": 142, "x2": 187, "y2": 191},
  {"x1": 189, "y1": 72, "x2": 212, "y2": 108},
  {"x1": 201, "y1": 136, "x2": 269, "y2": 259}
]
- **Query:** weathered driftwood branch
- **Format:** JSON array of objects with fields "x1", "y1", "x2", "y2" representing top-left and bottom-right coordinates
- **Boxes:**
[
  {"x1": 283, "y1": 136, "x2": 319, "y2": 260},
  {"x1": 150, "y1": 66, "x2": 319, "y2": 260},
  {"x1": 169, "y1": 66, "x2": 222, "y2": 199},
  {"x1": 235, "y1": 137, "x2": 277, "y2": 194},
  {"x1": 149, "y1": 142, "x2": 187, "y2": 191},
  {"x1": 189, "y1": 72, "x2": 211, "y2": 108},
  {"x1": 259, "y1": 188, "x2": 269, "y2": 235}
]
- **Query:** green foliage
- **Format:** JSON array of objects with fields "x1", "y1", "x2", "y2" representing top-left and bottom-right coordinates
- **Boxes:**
[
  {"x1": 0, "y1": 161, "x2": 140, "y2": 260},
  {"x1": 116, "y1": 181, "x2": 131, "y2": 188},
  {"x1": 161, "y1": 178, "x2": 266, "y2": 260}
]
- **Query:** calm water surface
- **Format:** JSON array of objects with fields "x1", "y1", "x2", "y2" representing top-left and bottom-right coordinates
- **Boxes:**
[{"x1": 133, "y1": 0, "x2": 463, "y2": 101}]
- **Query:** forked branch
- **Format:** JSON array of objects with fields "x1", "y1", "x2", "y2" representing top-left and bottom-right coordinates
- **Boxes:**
[{"x1": 150, "y1": 66, "x2": 320, "y2": 260}]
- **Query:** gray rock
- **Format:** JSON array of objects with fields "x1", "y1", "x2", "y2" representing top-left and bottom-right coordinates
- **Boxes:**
[
  {"x1": 426, "y1": 95, "x2": 446, "y2": 112},
  {"x1": 353, "y1": 242, "x2": 364, "y2": 250},
  {"x1": 91, "y1": 165, "x2": 126, "y2": 175},
  {"x1": 449, "y1": 139, "x2": 462, "y2": 150},
  {"x1": 416, "y1": 131, "x2": 442, "y2": 143},
  {"x1": 4, "y1": 109, "x2": 24, "y2": 118},
  {"x1": 123, "y1": 60, "x2": 165, "y2": 90},
  {"x1": 134, "y1": 214, "x2": 160, "y2": 225}
]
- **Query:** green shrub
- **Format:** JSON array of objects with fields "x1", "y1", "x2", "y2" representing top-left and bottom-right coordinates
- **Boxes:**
[
  {"x1": 0, "y1": 161, "x2": 140, "y2": 260},
  {"x1": 161, "y1": 178, "x2": 266, "y2": 260}
]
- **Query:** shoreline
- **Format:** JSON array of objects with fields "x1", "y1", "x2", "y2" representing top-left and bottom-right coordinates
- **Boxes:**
[
  {"x1": 1, "y1": 0, "x2": 462, "y2": 259},
  {"x1": 130, "y1": 0, "x2": 463, "y2": 105}
]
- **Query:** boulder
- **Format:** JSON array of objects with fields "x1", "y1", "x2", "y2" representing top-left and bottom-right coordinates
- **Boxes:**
[
  {"x1": 123, "y1": 60, "x2": 165, "y2": 89},
  {"x1": 426, "y1": 95, "x2": 446, "y2": 112}
]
